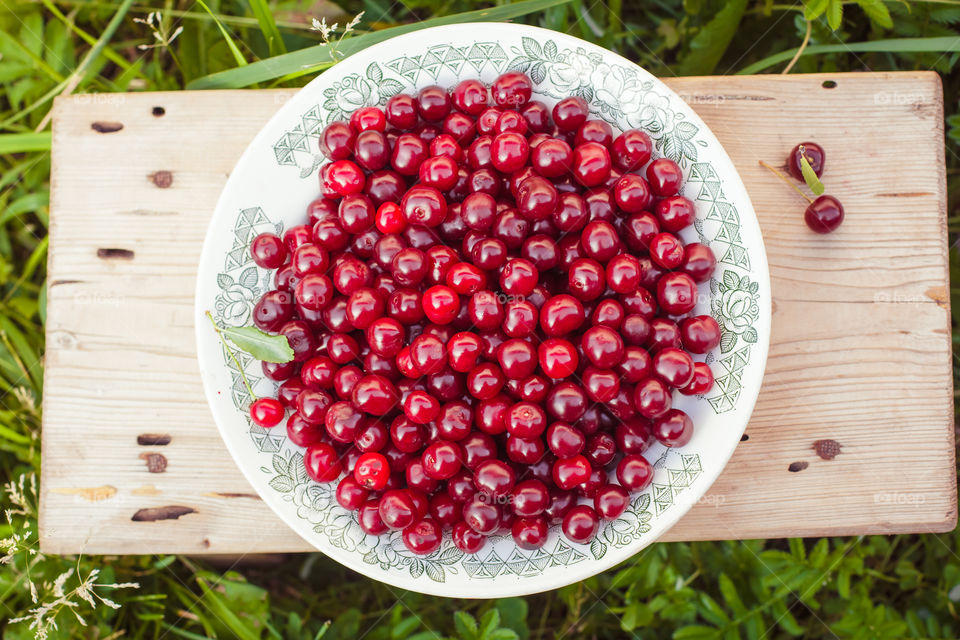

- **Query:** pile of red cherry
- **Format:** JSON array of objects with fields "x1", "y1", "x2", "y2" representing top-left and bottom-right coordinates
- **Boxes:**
[{"x1": 245, "y1": 71, "x2": 722, "y2": 556}]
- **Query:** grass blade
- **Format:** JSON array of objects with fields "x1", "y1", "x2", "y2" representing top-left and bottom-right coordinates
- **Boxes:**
[
  {"x1": 187, "y1": 0, "x2": 575, "y2": 89},
  {"x1": 0, "y1": 133, "x2": 51, "y2": 153},
  {"x1": 248, "y1": 0, "x2": 287, "y2": 56},
  {"x1": 738, "y1": 36, "x2": 960, "y2": 74},
  {"x1": 196, "y1": 0, "x2": 248, "y2": 67},
  {"x1": 676, "y1": 0, "x2": 748, "y2": 75}
]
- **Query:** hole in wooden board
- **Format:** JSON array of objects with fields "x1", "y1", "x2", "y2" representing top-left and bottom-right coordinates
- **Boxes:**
[
  {"x1": 97, "y1": 248, "x2": 134, "y2": 259},
  {"x1": 822, "y1": 80, "x2": 837, "y2": 89},
  {"x1": 740, "y1": 433, "x2": 749, "y2": 442},
  {"x1": 91, "y1": 121, "x2": 123, "y2": 133},
  {"x1": 152, "y1": 106, "x2": 165, "y2": 117}
]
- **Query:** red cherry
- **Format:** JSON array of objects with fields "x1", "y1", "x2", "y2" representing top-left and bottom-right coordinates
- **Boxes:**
[
  {"x1": 552, "y1": 455, "x2": 591, "y2": 490},
  {"x1": 512, "y1": 515, "x2": 549, "y2": 550},
  {"x1": 249, "y1": 398, "x2": 284, "y2": 428},
  {"x1": 354, "y1": 452, "x2": 390, "y2": 490},
  {"x1": 805, "y1": 195, "x2": 844, "y2": 233},
  {"x1": 653, "y1": 409, "x2": 694, "y2": 447},
  {"x1": 616, "y1": 454, "x2": 653, "y2": 491},
  {"x1": 304, "y1": 443, "x2": 342, "y2": 483},
  {"x1": 646, "y1": 157, "x2": 683, "y2": 196},
  {"x1": 562, "y1": 505, "x2": 600, "y2": 543}
]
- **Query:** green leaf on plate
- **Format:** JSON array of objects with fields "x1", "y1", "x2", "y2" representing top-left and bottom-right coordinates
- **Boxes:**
[{"x1": 220, "y1": 324, "x2": 294, "y2": 363}]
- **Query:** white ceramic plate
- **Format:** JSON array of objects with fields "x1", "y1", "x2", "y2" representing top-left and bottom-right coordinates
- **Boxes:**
[{"x1": 195, "y1": 22, "x2": 770, "y2": 598}]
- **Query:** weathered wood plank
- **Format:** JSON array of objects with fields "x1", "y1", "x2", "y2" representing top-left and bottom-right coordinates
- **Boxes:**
[{"x1": 40, "y1": 72, "x2": 955, "y2": 555}]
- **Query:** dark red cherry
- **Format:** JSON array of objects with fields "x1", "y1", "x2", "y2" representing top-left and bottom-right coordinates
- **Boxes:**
[
  {"x1": 562, "y1": 505, "x2": 599, "y2": 543},
  {"x1": 492, "y1": 71, "x2": 533, "y2": 107},
  {"x1": 805, "y1": 195, "x2": 844, "y2": 233},
  {"x1": 612, "y1": 129, "x2": 653, "y2": 170},
  {"x1": 512, "y1": 515, "x2": 548, "y2": 550},
  {"x1": 646, "y1": 157, "x2": 683, "y2": 196},
  {"x1": 552, "y1": 97, "x2": 589, "y2": 132},
  {"x1": 616, "y1": 454, "x2": 653, "y2": 491},
  {"x1": 787, "y1": 141, "x2": 825, "y2": 180},
  {"x1": 653, "y1": 409, "x2": 694, "y2": 447}
]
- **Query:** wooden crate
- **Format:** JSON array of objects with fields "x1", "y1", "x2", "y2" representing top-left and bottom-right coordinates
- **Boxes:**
[{"x1": 40, "y1": 72, "x2": 955, "y2": 554}]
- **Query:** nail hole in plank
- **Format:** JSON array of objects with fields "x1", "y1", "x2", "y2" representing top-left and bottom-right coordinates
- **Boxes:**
[
  {"x1": 97, "y1": 248, "x2": 134, "y2": 259},
  {"x1": 821, "y1": 80, "x2": 837, "y2": 89},
  {"x1": 152, "y1": 106, "x2": 165, "y2": 117},
  {"x1": 91, "y1": 121, "x2": 123, "y2": 133}
]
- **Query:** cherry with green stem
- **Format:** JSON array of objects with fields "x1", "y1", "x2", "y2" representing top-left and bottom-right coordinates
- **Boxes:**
[{"x1": 759, "y1": 160, "x2": 844, "y2": 233}]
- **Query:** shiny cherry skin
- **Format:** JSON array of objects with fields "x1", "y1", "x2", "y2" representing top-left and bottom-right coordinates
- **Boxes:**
[
  {"x1": 540, "y1": 294, "x2": 585, "y2": 336},
  {"x1": 511, "y1": 479, "x2": 550, "y2": 517},
  {"x1": 653, "y1": 347, "x2": 695, "y2": 388},
  {"x1": 402, "y1": 518, "x2": 442, "y2": 555},
  {"x1": 612, "y1": 129, "x2": 653, "y2": 170},
  {"x1": 788, "y1": 141, "x2": 825, "y2": 180},
  {"x1": 594, "y1": 484, "x2": 630, "y2": 519},
  {"x1": 680, "y1": 315, "x2": 722, "y2": 353},
  {"x1": 358, "y1": 498, "x2": 389, "y2": 534},
  {"x1": 568, "y1": 258, "x2": 606, "y2": 301},
  {"x1": 546, "y1": 421, "x2": 585, "y2": 458},
  {"x1": 656, "y1": 195, "x2": 696, "y2": 232},
  {"x1": 552, "y1": 455, "x2": 591, "y2": 490},
  {"x1": 538, "y1": 339, "x2": 579, "y2": 378},
  {"x1": 249, "y1": 398, "x2": 284, "y2": 428},
  {"x1": 649, "y1": 232, "x2": 685, "y2": 270},
  {"x1": 512, "y1": 515, "x2": 549, "y2": 550},
  {"x1": 532, "y1": 138, "x2": 573, "y2": 178},
  {"x1": 304, "y1": 443, "x2": 342, "y2": 482},
  {"x1": 421, "y1": 440, "x2": 463, "y2": 479},
  {"x1": 653, "y1": 409, "x2": 694, "y2": 447},
  {"x1": 616, "y1": 454, "x2": 654, "y2": 491},
  {"x1": 250, "y1": 233, "x2": 287, "y2": 269},
  {"x1": 583, "y1": 367, "x2": 620, "y2": 403},
  {"x1": 351, "y1": 375, "x2": 399, "y2": 416},
  {"x1": 505, "y1": 402, "x2": 547, "y2": 438},
  {"x1": 680, "y1": 362, "x2": 715, "y2": 395},
  {"x1": 319, "y1": 121, "x2": 355, "y2": 160},
  {"x1": 453, "y1": 521, "x2": 487, "y2": 553},
  {"x1": 378, "y1": 489, "x2": 418, "y2": 530},
  {"x1": 657, "y1": 271, "x2": 698, "y2": 315},
  {"x1": 581, "y1": 325, "x2": 625, "y2": 368},
  {"x1": 571, "y1": 142, "x2": 612, "y2": 187},
  {"x1": 633, "y1": 377, "x2": 672, "y2": 419},
  {"x1": 562, "y1": 505, "x2": 600, "y2": 543},
  {"x1": 422, "y1": 285, "x2": 460, "y2": 325},
  {"x1": 463, "y1": 497, "x2": 501, "y2": 534},
  {"x1": 353, "y1": 452, "x2": 390, "y2": 490},
  {"x1": 584, "y1": 432, "x2": 617, "y2": 468},
  {"x1": 517, "y1": 176, "x2": 558, "y2": 222},
  {"x1": 606, "y1": 255, "x2": 641, "y2": 294},
  {"x1": 390, "y1": 133, "x2": 428, "y2": 176},
  {"x1": 545, "y1": 382, "x2": 588, "y2": 423},
  {"x1": 805, "y1": 195, "x2": 844, "y2": 233},
  {"x1": 552, "y1": 97, "x2": 589, "y2": 132},
  {"x1": 681, "y1": 243, "x2": 717, "y2": 282},
  {"x1": 474, "y1": 459, "x2": 516, "y2": 498},
  {"x1": 614, "y1": 174, "x2": 652, "y2": 214},
  {"x1": 646, "y1": 157, "x2": 683, "y2": 196},
  {"x1": 491, "y1": 132, "x2": 529, "y2": 173},
  {"x1": 336, "y1": 476, "x2": 370, "y2": 510},
  {"x1": 452, "y1": 79, "x2": 489, "y2": 115},
  {"x1": 492, "y1": 71, "x2": 533, "y2": 107}
]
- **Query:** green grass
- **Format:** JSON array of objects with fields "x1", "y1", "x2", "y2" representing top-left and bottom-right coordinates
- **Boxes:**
[{"x1": 1, "y1": 0, "x2": 960, "y2": 637}]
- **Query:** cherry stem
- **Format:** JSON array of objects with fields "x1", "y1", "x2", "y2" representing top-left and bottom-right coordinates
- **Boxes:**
[
  {"x1": 758, "y1": 160, "x2": 814, "y2": 204},
  {"x1": 206, "y1": 311, "x2": 257, "y2": 401}
]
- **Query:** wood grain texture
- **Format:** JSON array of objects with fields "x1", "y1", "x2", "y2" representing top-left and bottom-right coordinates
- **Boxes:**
[{"x1": 40, "y1": 72, "x2": 956, "y2": 555}]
